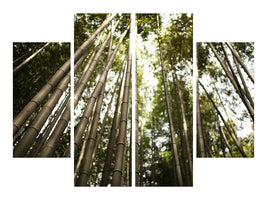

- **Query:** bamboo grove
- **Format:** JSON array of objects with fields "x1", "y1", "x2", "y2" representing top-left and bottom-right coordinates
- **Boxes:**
[
  {"x1": 74, "y1": 14, "x2": 132, "y2": 186},
  {"x1": 13, "y1": 42, "x2": 71, "y2": 157},
  {"x1": 197, "y1": 42, "x2": 254, "y2": 157},
  {"x1": 12, "y1": 13, "x2": 254, "y2": 187},
  {"x1": 136, "y1": 14, "x2": 193, "y2": 186}
]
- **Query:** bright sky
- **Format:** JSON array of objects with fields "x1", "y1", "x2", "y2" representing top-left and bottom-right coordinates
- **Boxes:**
[{"x1": 136, "y1": 14, "x2": 173, "y2": 116}]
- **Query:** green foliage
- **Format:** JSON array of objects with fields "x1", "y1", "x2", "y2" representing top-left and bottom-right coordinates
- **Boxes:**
[
  {"x1": 240, "y1": 133, "x2": 254, "y2": 157},
  {"x1": 136, "y1": 14, "x2": 159, "y2": 40},
  {"x1": 197, "y1": 43, "x2": 210, "y2": 75},
  {"x1": 74, "y1": 14, "x2": 107, "y2": 51},
  {"x1": 74, "y1": 13, "x2": 131, "y2": 52},
  {"x1": 164, "y1": 14, "x2": 193, "y2": 65}
]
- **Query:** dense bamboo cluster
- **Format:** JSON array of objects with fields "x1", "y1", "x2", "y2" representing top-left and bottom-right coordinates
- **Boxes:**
[
  {"x1": 134, "y1": 14, "x2": 193, "y2": 186},
  {"x1": 74, "y1": 14, "x2": 132, "y2": 186},
  {"x1": 197, "y1": 42, "x2": 254, "y2": 157},
  {"x1": 13, "y1": 43, "x2": 71, "y2": 157}
]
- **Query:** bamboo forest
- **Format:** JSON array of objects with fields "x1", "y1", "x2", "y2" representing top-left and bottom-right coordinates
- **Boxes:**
[
  {"x1": 197, "y1": 42, "x2": 254, "y2": 158},
  {"x1": 12, "y1": 13, "x2": 254, "y2": 188},
  {"x1": 72, "y1": 13, "x2": 193, "y2": 186},
  {"x1": 5, "y1": 1, "x2": 267, "y2": 199},
  {"x1": 136, "y1": 14, "x2": 193, "y2": 186},
  {"x1": 13, "y1": 42, "x2": 71, "y2": 157}
]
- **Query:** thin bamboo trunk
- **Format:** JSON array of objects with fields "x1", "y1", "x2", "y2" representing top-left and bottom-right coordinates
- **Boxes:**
[
  {"x1": 13, "y1": 42, "x2": 50, "y2": 74},
  {"x1": 74, "y1": 104, "x2": 96, "y2": 185},
  {"x1": 215, "y1": 113, "x2": 233, "y2": 157},
  {"x1": 111, "y1": 24, "x2": 132, "y2": 186},
  {"x1": 76, "y1": 80, "x2": 107, "y2": 186},
  {"x1": 140, "y1": 100, "x2": 144, "y2": 186},
  {"x1": 221, "y1": 43, "x2": 254, "y2": 110},
  {"x1": 220, "y1": 128, "x2": 226, "y2": 157},
  {"x1": 101, "y1": 62, "x2": 126, "y2": 186},
  {"x1": 151, "y1": 115, "x2": 156, "y2": 186},
  {"x1": 170, "y1": 66, "x2": 190, "y2": 185},
  {"x1": 169, "y1": 56, "x2": 192, "y2": 183},
  {"x1": 134, "y1": 15, "x2": 140, "y2": 187},
  {"x1": 209, "y1": 74, "x2": 239, "y2": 141},
  {"x1": 168, "y1": 80, "x2": 185, "y2": 184},
  {"x1": 208, "y1": 43, "x2": 254, "y2": 121},
  {"x1": 176, "y1": 79, "x2": 193, "y2": 185},
  {"x1": 202, "y1": 124, "x2": 211, "y2": 157},
  {"x1": 226, "y1": 42, "x2": 254, "y2": 83},
  {"x1": 135, "y1": 68, "x2": 140, "y2": 184},
  {"x1": 199, "y1": 81, "x2": 247, "y2": 157},
  {"x1": 232, "y1": 54, "x2": 254, "y2": 108},
  {"x1": 196, "y1": 66, "x2": 206, "y2": 157},
  {"x1": 129, "y1": 125, "x2": 132, "y2": 186},
  {"x1": 120, "y1": 131, "x2": 128, "y2": 186},
  {"x1": 13, "y1": 52, "x2": 29, "y2": 63},
  {"x1": 157, "y1": 14, "x2": 183, "y2": 186}
]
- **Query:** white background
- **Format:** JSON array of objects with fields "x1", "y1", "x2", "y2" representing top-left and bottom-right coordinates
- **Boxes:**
[{"x1": 0, "y1": 0, "x2": 266, "y2": 199}]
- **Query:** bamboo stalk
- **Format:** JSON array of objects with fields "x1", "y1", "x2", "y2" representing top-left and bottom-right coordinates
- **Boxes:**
[
  {"x1": 157, "y1": 14, "x2": 183, "y2": 185},
  {"x1": 74, "y1": 14, "x2": 116, "y2": 63},
  {"x1": 101, "y1": 61, "x2": 126, "y2": 186},
  {"x1": 29, "y1": 93, "x2": 70, "y2": 157},
  {"x1": 208, "y1": 43, "x2": 254, "y2": 121},
  {"x1": 196, "y1": 66, "x2": 206, "y2": 157},
  {"x1": 76, "y1": 81, "x2": 107, "y2": 186},
  {"x1": 226, "y1": 42, "x2": 254, "y2": 83},
  {"x1": 74, "y1": 26, "x2": 129, "y2": 156},
  {"x1": 14, "y1": 69, "x2": 71, "y2": 157},
  {"x1": 199, "y1": 80, "x2": 247, "y2": 157},
  {"x1": 13, "y1": 58, "x2": 70, "y2": 136},
  {"x1": 232, "y1": 53, "x2": 254, "y2": 108},
  {"x1": 74, "y1": 104, "x2": 96, "y2": 185},
  {"x1": 111, "y1": 24, "x2": 132, "y2": 186},
  {"x1": 13, "y1": 52, "x2": 29, "y2": 64},
  {"x1": 13, "y1": 42, "x2": 50, "y2": 74}
]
